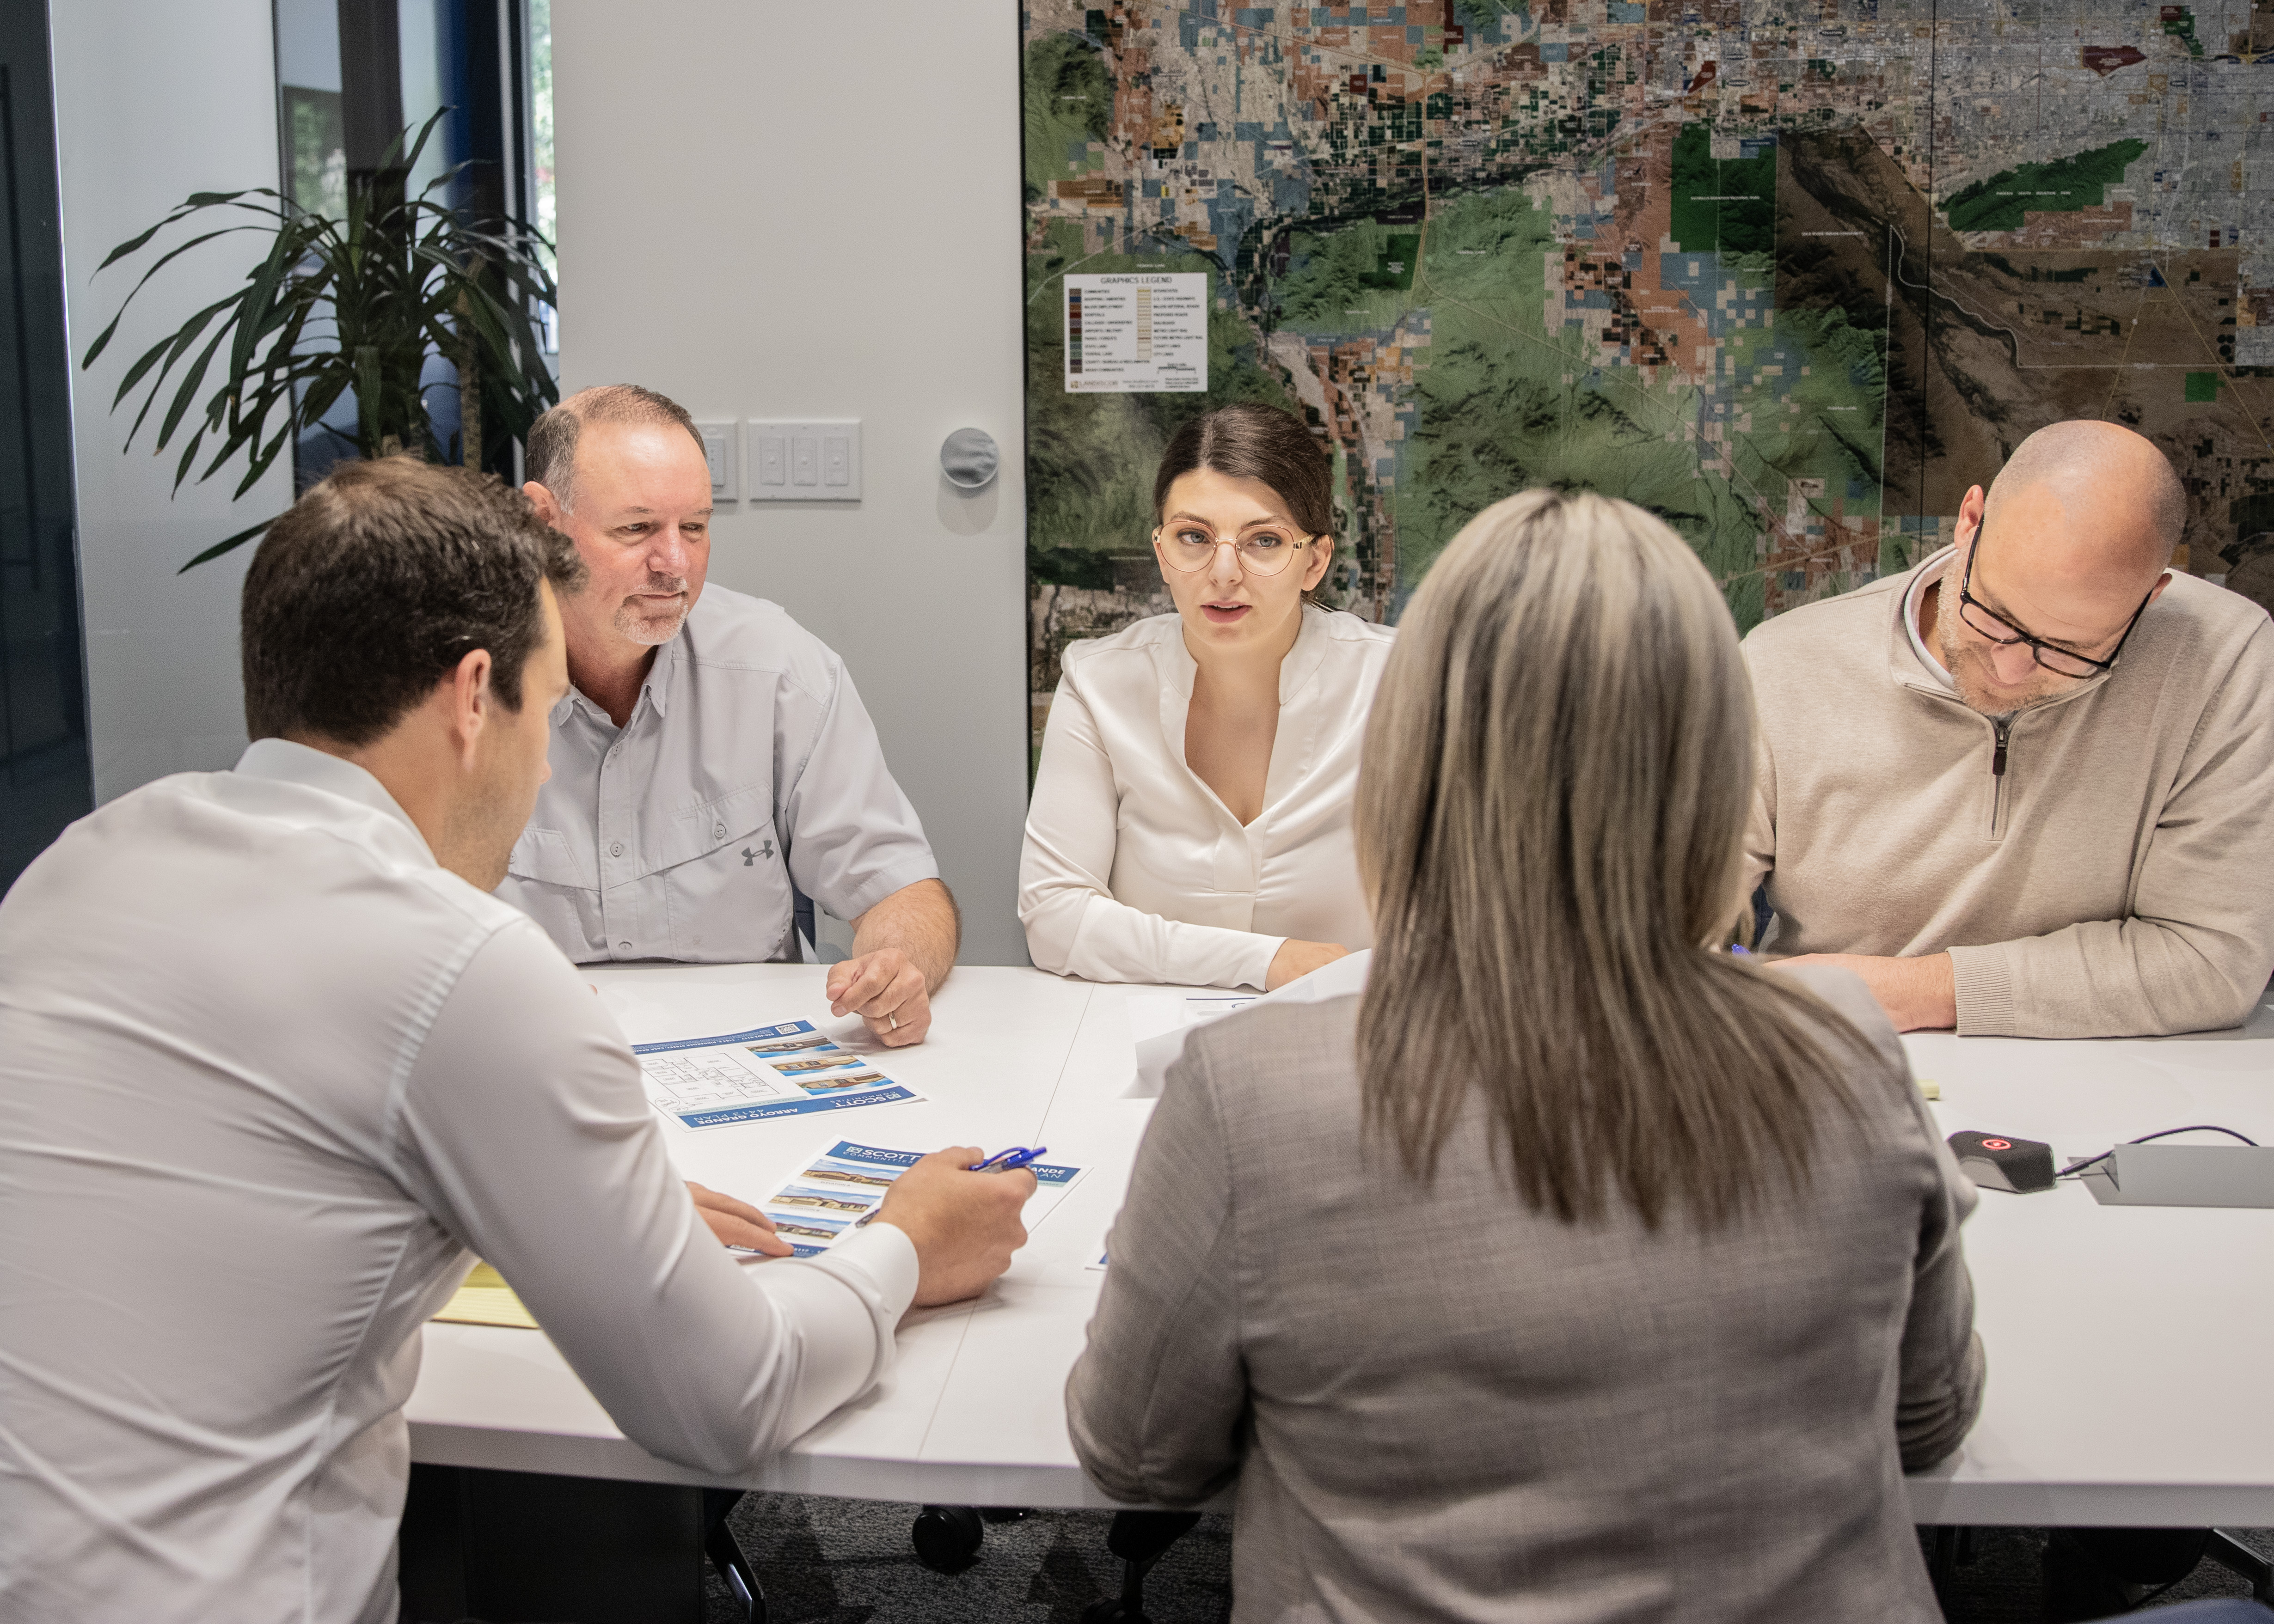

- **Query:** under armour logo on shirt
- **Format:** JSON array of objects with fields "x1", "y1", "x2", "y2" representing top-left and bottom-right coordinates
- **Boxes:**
[{"x1": 742, "y1": 841, "x2": 775, "y2": 866}]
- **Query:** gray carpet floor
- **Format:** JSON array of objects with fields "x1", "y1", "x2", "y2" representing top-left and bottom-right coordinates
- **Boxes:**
[{"x1": 702, "y1": 1502, "x2": 2272, "y2": 1623}]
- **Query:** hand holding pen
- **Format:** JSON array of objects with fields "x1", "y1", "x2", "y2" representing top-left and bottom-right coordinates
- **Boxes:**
[
  {"x1": 732, "y1": 1146, "x2": 1041, "y2": 1303},
  {"x1": 872, "y1": 1145, "x2": 1038, "y2": 1307},
  {"x1": 852, "y1": 1145, "x2": 1045, "y2": 1228},
  {"x1": 969, "y1": 1145, "x2": 1047, "y2": 1174}
]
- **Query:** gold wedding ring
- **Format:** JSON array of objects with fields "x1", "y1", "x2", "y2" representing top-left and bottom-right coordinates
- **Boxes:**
[{"x1": 888, "y1": 1012, "x2": 899, "y2": 1031}]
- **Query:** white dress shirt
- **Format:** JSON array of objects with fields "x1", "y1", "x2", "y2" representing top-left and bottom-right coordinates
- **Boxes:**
[
  {"x1": 498, "y1": 584, "x2": 939, "y2": 964},
  {"x1": 1020, "y1": 607, "x2": 1394, "y2": 989},
  {"x1": 0, "y1": 740, "x2": 918, "y2": 1624}
]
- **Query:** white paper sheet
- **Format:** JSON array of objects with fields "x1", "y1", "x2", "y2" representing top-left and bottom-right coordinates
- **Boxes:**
[
  {"x1": 633, "y1": 1020, "x2": 921, "y2": 1130},
  {"x1": 1126, "y1": 950, "x2": 1374, "y2": 1098}
]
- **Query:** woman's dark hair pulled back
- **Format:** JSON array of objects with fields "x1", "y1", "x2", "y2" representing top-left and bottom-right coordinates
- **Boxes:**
[{"x1": 1152, "y1": 402, "x2": 1335, "y2": 539}]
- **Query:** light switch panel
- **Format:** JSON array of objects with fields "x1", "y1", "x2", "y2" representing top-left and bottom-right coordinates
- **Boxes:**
[
  {"x1": 744, "y1": 419, "x2": 861, "y2": 501},
  {"x1": 694, "y1": 420, "x2": 737, "y2": 500}
]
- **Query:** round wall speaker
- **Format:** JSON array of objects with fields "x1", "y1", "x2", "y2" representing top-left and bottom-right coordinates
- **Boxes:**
[{"x1": 940, "y1": 427, "x2": 1000, "y2": 490}]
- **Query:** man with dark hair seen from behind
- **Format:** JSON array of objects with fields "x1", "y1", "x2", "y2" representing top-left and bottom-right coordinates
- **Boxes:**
[
  {"x1": 507, "y1": 385, "x2": 956, "y2": 1044},
  {"x1": 0, "y1": 459, "x2": 1031, "y2": 1622},
  {"x1": 1742, "y1": 419, "x2": 2274, "y2": 1616}
]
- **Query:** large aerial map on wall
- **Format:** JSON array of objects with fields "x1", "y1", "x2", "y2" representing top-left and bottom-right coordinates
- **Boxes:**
[{"x1": 1021, "y1": 0, "x2": 2274, "y2": 734}]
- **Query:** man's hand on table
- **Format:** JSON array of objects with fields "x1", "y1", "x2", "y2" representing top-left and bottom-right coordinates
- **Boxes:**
[
  {"x1": 1771, "y1": 950, "x2": 1957, "y2": 1032},
  {"x1": 827, "y1": 948, "x2": 933, "y2": 1049},
  {"x1": 834, "y1": 879, "x2": 959, "y2": 1048},
  {"x1": 870, "y1": 1147, "x2": 1035, "y2": 1307},
  {"x1": 686, "y1": 1181, "x2": 792, "y2": 1257}
]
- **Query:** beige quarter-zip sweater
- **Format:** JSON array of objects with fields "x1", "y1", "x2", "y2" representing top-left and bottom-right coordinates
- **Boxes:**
[{"x1": 1741, "y1": 548, "x2": 2274, "y2": 1038}]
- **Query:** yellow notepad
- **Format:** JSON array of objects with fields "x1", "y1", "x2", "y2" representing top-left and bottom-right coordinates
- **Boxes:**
[{"x1": 432, "y1": 1262, "x2": 539, "y2": 1330}]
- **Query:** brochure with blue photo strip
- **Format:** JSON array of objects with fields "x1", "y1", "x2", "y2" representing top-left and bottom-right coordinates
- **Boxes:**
[
  {"x1": 632, "y1": 1020, "x2": 922, "y2": 1130},
  {"x1": 752, "y1": 1139, "x2": 1090, "y2": 1259}
]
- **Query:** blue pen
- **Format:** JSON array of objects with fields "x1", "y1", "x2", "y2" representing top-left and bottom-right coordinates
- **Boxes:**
[
  {"x1": 971, "y1": 1145, "x2": 1046, "y2": 1173},
  {"x1": 847, "y1": 1147, "x2": 1046, "y2": 1232}
]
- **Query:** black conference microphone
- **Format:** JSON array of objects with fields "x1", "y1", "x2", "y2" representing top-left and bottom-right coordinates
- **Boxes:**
[{"x1": 1947, "y1": 1130, "x2": 2058, "y2": 1194}]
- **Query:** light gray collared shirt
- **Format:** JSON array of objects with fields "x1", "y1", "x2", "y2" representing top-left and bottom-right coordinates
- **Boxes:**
[{"x1": 500, "y1": 585, "x2": 939, "y2": 964}]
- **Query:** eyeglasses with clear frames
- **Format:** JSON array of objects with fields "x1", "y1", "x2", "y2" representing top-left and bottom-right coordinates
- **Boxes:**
[
  {"x1": 1153, "y1": 520, "x2": 1317, "y2": 577},
  {"x1": 1956, "y1": 519, "x2": 2155, "y2": 680}
]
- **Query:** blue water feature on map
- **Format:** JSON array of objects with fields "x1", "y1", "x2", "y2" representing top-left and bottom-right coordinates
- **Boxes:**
[{"x1": 1208, "y1": 190, "x2": 1256, "y2": 254}]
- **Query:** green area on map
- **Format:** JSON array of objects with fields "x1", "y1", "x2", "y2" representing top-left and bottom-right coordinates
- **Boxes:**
[
  {"x1": 1941, "y1": 140, "x2": 2149, "y2": 234},
  {"x1": 1670, "y1": 125, "x2": 1776, "y2": 255}
]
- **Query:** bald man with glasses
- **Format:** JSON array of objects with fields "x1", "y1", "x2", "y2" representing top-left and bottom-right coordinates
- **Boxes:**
[{"x1": 1741, "y1": 420, "x2": 2274, "y2": 1038}]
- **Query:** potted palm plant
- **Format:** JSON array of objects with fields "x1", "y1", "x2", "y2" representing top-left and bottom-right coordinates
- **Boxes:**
[{"x1": 81, "y1": 112, "x2": 558, "y2": 568}]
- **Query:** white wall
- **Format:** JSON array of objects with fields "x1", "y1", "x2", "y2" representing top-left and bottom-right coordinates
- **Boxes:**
[
  {"x1": 53, "y1": 0, "x2": 291, "y2": 802},
  {"x1": 552, "y1": 1, "x2": 1031, "y2": 964}
]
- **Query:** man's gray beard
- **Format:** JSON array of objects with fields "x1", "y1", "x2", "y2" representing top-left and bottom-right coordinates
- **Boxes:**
[
  {"x1": 612, "y1": 586, "x2": 689, "y2": 647},
  {"x1": 1935, "y1": 567, "x2": 2062, "y2": 716}
]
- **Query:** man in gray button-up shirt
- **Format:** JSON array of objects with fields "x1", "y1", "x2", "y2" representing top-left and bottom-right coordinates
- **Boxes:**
[{"x1": 498, "y1": 385, "x2": 957, "y2": 1045}]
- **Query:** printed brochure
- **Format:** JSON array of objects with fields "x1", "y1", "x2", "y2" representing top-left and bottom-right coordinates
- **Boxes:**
[
  {"x1": 634, "y1": 1020, "x2": 920, "y2": 1130},
  {"x1": 757, "y1": 1139, "x2": 1089, "y2": 1259}
]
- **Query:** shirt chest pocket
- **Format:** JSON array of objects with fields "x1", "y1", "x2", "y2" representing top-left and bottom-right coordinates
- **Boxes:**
[
  {"x1": 506, "y1": 826, "x2": 588, "y2": 887},
  {"x1": 498, "y1": 826, "x2": 606, "y2": 959},
  {"x1": 653, "y1": 785, "x2": 793, "y2": 962}
]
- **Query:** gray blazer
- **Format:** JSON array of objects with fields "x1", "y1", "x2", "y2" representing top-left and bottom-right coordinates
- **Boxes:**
[{"x1": 1067, "y1": 967, "x2": 1984, "y2": 1624}]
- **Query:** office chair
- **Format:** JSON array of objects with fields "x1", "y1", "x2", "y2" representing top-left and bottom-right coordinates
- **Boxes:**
[
  {"x1": 1080, "y1": 1510, "x2": 1203, "y2": 1624},
  {"x1": 705, "y1": 1489, "x2": 766, "y2": 1624},
  {"x1": 909, "y1": 1504, "x2": 1030, "y2": 1572}
]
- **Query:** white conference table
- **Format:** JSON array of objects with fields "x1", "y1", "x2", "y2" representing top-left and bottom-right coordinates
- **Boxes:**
[{"x1": 407, "y1": 964, "x2": 2274, "y2": 1526}]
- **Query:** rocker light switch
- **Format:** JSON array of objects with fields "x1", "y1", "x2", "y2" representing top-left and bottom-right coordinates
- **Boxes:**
[
  {"x1": 745, "y1": 420, "x2": 862, "y2": 501},
  {"x1": 694, "y1": 420, "x2": 736, "y2": 500}
]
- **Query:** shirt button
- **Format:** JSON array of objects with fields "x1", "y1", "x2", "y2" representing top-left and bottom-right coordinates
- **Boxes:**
[
  {"x1": 609, "y1": 840, "x2": 625, "y2": 857},
  {"x1": 714, "y1": 824, "x2": 727, "y2": 839},
  {"x1": 618, "y1": 941, "x2": 632, "y2": 952}
]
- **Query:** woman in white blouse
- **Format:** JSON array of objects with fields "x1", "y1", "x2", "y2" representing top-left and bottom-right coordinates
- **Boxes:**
[{"x1": 1020, "y1": 403, "x2": 1395, "y2": 989}]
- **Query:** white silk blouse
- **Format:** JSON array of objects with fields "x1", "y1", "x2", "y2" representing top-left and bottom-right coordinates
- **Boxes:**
[{"x1": 1019, "y1": 606, "x2": 1395, "y2": 989}]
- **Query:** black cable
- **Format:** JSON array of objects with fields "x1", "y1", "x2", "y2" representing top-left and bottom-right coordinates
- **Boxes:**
[{"x1": 2054, "y1": 1124, "x2": 2260, "y2": 1180}]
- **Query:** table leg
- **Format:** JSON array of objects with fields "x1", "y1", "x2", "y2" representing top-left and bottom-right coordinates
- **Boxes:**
[{"x1": 2207, "y1": 1530, "x2": 2274, "y2": 1604}]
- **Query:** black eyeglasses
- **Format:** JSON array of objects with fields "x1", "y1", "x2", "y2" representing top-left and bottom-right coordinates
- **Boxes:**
[{"x1": 1955, "y1": 520, "x2": 2156, "y2": 680}]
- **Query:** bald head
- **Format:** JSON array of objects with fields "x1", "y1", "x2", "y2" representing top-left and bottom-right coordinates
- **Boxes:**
[
  {"x1": 1983, "y1": 421, "x2": 2184, "y2": 579},
  {"x1": 1933, "y1": 420, "x2": 2181, "y2": 714}
]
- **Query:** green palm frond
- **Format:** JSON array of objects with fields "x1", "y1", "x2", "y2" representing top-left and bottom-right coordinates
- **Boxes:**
[{"x1": 82, "y1": 107, "x2": 559, "y2": 570}]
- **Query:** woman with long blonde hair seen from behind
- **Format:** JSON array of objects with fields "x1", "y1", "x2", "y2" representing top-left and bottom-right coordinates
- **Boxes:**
[{"x1": 1069, "y1": 489, "x2": 1985, "y2": 1623}]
